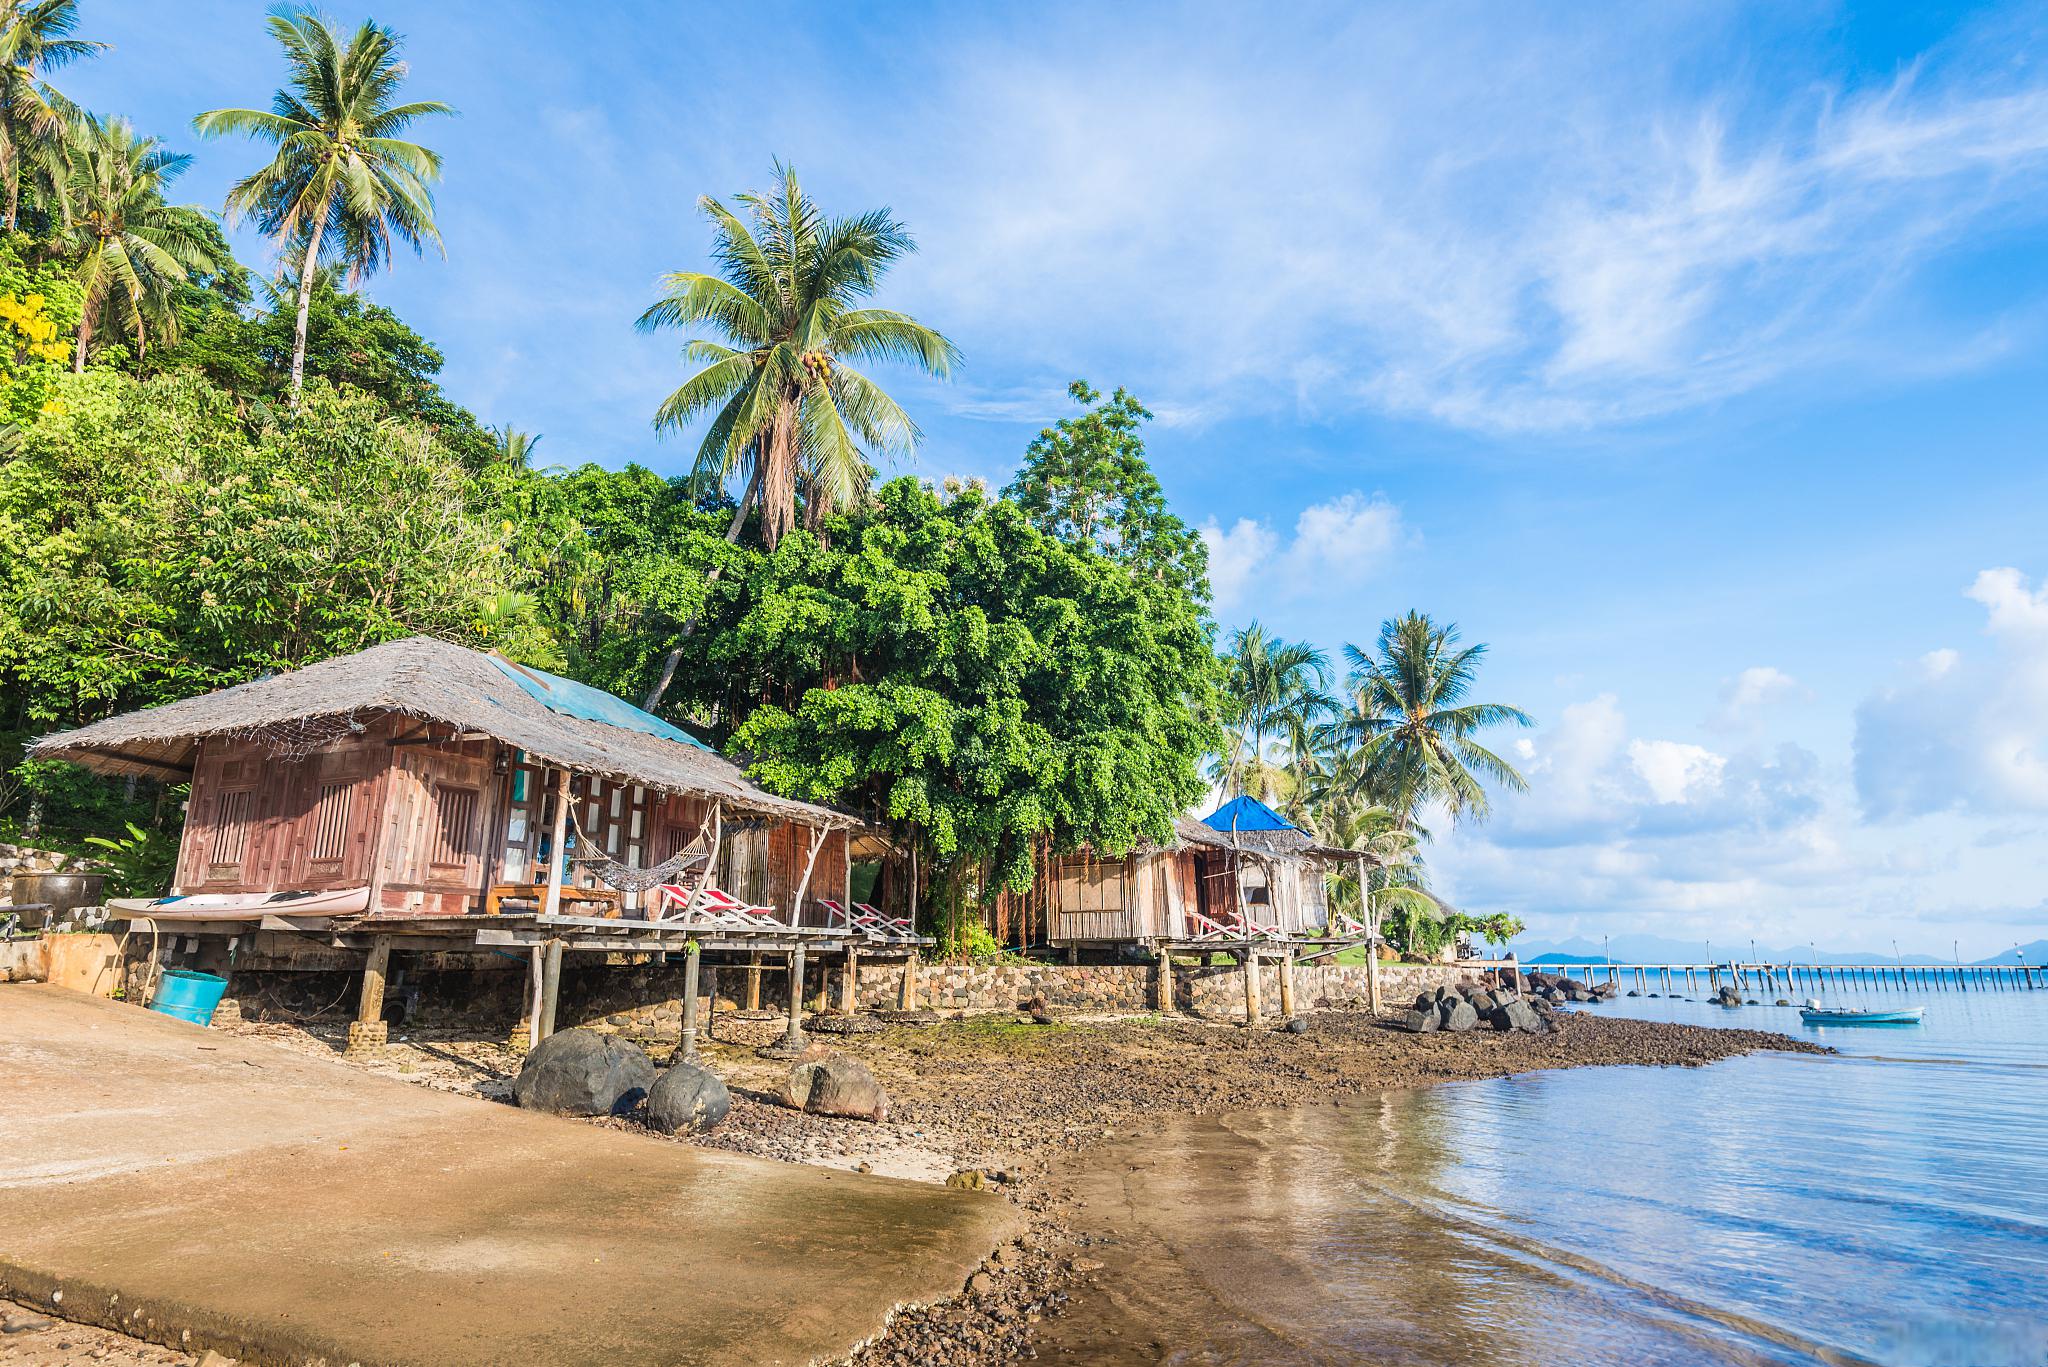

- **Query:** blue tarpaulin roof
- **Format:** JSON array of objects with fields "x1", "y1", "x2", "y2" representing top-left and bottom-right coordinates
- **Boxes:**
[
  {"x1": 485, "y1": 656, "x2": 712, "y2": 751},
  {"x1": 1202, "y1": 794, "x2": 1295, "y2": 833}
]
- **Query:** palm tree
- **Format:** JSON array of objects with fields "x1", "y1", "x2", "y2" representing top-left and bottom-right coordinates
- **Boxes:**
[
  {"x1": 1212, "y1": 622, "x2": 1335, "y2": 804},
  {"x1": 1340, "y1": 611, "x2": 1532, "y2": 827},
  {"x1": 193, "y1": 7, "x2": 450, "y2": 407},
  {"x1": 490, "y1": 425, "x2": 541, "y2": 467},
  {"x1": 63, "y1": 116, "x2": 221, "y2": 371},
  {"x1": 0, "y1": 0, "x2": 104, "y2": 231},
  {"x1": 637, "y1": 162, "x2": 960, "y2": 551},
  {"x1": 1321, "y1": 803, "x2": 1437, "y2": 942}
]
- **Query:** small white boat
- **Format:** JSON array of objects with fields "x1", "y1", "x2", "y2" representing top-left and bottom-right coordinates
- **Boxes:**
[
  {"x1": 1798, "y1": 1005, "x2": 1924, "y2": 1025},
  {"x1": 106, "y1": 887, "x2": 371, "y2": 920}
]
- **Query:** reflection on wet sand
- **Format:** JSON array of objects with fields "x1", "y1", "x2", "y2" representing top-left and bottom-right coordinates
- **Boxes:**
[{"x1": 1035, "y1": 1094, "x2": 1855, "y2": 1367}]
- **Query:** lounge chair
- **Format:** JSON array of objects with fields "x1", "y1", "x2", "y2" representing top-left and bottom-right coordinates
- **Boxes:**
[
  {"x1": 1183, "y1": 904, "x2": 1283, "y2": 941},
  {"x1": 651, "y1": 882, "x2": 786, "y2": 930},
  {"x1": 816, "y1": 897, "x2": 919, "y2": 943}
]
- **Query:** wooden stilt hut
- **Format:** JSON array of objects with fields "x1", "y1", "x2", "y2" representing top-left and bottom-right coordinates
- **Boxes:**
[{"x1": 30, "y1": 636, "x2": 910, "y2": 1049}]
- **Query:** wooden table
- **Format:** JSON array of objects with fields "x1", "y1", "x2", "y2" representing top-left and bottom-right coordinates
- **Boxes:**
[{"x1": 482, "y1": 884, "x2": 623, "y2": 918}]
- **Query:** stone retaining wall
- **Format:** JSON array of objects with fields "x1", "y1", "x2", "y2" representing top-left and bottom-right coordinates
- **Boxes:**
[{"x1": 173, "y1": 951, "x2": 1486, "y2": 1046}]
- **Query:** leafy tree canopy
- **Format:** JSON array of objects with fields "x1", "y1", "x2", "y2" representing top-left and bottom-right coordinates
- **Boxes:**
[
  {"x1": 688, "y1": 478, "x2": 1220, "y2": 891},
  {"x1": 1004, "y1": 380, "x2": 1208, "y2": 600}
]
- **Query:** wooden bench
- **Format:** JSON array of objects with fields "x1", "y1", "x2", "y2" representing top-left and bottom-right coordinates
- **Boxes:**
[{"x1": 482, "y1": 883, "x2": 623, "y2": 918}]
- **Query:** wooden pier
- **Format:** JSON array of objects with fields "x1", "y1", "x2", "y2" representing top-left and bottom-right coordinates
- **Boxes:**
[{"x1": 1526, "y1": 959, "x2": 2040, "y2": 995}]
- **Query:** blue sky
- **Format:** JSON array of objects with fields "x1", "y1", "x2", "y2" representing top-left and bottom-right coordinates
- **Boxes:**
[{"x1": 75, "y1": 2, "x2": 2048, "y2": 956}]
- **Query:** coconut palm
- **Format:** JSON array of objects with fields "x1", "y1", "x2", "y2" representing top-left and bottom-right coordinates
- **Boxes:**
[
  {"x1": 193, "y1": 7, "x2": 450, "y2": 406},
  {"x1": 637, "y1": 162, "x2": 960, "y2": 551},
  {"x1": 1212, "y1": 622, "x2": 1335, "y2": 804},
  {"x1": 490, "y1": 425, "x2": 541, "y2": 468},
  {"x1": 0, "y1": 0, "x2": 104, "y2": 231},
  {"x1": 1340, "y1": 611, "x2": 1532, "y2": 827},
  {"x1": 63, "y1": 116, "x2": 221, "y2": 371}
]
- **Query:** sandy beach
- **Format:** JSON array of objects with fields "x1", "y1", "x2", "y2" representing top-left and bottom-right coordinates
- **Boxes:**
[{"x1": 167, "y1": 1002, "x2": 1819, "y2": 1366}]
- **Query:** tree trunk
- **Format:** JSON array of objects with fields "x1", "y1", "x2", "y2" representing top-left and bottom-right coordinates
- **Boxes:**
[
  {"x1": 759, "y1": 400, "x2": 798, "y2": 550},
  {"x1": 639, "y1": 460, "x2": 765, "y2": 713},
  {"x1": 72, "y1": 308, "x2": 90, "y2": 373},
  {"x1": 288, "y1": 207, "x2": 329, "y2": 409}
]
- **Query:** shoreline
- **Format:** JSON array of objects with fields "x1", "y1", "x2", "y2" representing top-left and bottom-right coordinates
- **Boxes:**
[{"x1": 15, "y1": 1004, "x2": 1823, "y2": 1366}]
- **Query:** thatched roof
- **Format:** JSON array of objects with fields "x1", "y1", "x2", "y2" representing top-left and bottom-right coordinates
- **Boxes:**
[{"x1": 30, "y1": 635, "x2": 857, "y2": 829}]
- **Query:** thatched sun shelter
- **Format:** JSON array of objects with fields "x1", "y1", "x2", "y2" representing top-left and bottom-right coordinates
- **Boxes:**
[{"x1": 31, "y1": 635, "x2": 909, "y2": 1054}]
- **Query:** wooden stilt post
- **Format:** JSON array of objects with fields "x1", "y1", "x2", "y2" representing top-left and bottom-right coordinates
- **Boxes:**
[
  {"x1": 839, "y1": 944, "x2": 860, "y2": 1014},
  {"x1": 541, "y1": 769, "x2": 572, "y2": 921},
  {"x1": 780, "y1": 943, "x2": 806, "y2": 1050},
  {"x1": 901, "y1": 950, "x2": 925, "y2": 1016},
  {"x1": 1278, "y1": 949, "x2": 1296, "y2": 1019},
  {"x1": 1357, "y1": 854, "x2": 1382, "y2": 1016},
  {"x1": 1242, "y1": 948, "x2": 1262, "y2": 1026},
  {"x1": 1154, "y1": 942, "x2": 1175, "y2": 1013},
  {"x1": 524, "y1": 944, "x2": 544, "y2": 1050},
  {"x1": 899, "y1": 950, "x2": 920, "y2": 1010},
  {"x1": 347, "y1": 937, "x2": 392, "y2": 1056},
  {"x1": 680, "y1": 940, "x2": 701, "y2": 1059},
  {"x1": 745, "y1": 951, "x2": 763, "y2": 1011},
  {"x1": 539, "y1": 937, "x2": 564, "y2": 1040}
]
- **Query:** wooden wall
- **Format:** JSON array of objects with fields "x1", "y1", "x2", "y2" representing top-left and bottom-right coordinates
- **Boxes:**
[
  {"x1": 1044, "y1": 844, "x2": 1330, "y2": 944},
  {"x1": 176, "y1": 714, "x2": 847, "y2": 922}
]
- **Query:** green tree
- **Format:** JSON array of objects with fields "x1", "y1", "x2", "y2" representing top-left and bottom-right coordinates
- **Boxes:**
[
  {"x1": 1213, "y1": 621, "x2": 1333, "y2": 804},
  {"x1": 637, "y1": 162, "x2": 959, "y2": 551},
  {"x1": 1004, "y1": 380, "x2": 1207, "y2": 599},
  {"x1": 1340, "y1": 610, "x2": 1531, "y2": 826},
  {"x1": 707, "y1": 478, "x2": 1218, "y2": 900},
  {"x1": 62, "y1": 116, "x2": 221, "y2": 371},
  {"x1": 0, "y1": 0, "x2": 103, "y2": 231},
  {"x1": 194, "y1": 7, "x2": 450, "y2": 407}
]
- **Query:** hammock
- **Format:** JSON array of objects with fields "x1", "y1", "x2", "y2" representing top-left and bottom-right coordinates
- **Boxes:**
[{"x1": 565, "y1": 808, "x2": 707, "y2": 892}]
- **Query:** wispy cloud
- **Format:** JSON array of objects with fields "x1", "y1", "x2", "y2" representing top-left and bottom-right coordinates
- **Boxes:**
[{"x1": 868, "y1": 4, "x2": 2048, "y2": 436}]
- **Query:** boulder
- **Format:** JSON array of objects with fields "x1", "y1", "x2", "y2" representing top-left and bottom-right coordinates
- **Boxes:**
[
  {"x1": 512, "y1": 1028, "x2": 654, "y2": 1117},
  {"x1": 783, "y1": 1054, "x2": 890, "y2": 1122},
  {"x1": 1394, "y1": 1007, "x2": 1440, "y2": 1033},
  {"x1": 1490, "y1": 999, "x2": 1543, "y2": 1033},
  {"x1": 1441, "y1": 997, "x2": 1480, "y2": 1032},
  {"x1": 645, "y1": 1061, "x2": 731, "y2": 1134},
  {"x1": 1468, "y1": 989, "x2": 1498, "y2": 1015},
  {"x1": 1626, "y1": 989, "x2": 1641, "y2": 997},
  {"x1": 1774, "y1": 998, "x2": 1792, "y2": 1007},
  {"x1": 1281, "y1": 1015, "x2": 1309, "y2": 1034},
  {"x1": 1413, "y1": 991, "x2": 1437, "y2": 1012}
]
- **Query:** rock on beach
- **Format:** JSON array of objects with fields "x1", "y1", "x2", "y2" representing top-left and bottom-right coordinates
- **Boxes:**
[{"x1": 512, "y1": 1028, "x2": 655, "y2": 1117}]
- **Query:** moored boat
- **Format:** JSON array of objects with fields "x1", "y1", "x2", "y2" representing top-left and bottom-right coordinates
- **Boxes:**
[{"x1": 1798, "y1": 1005, "x2": 1924, "y2": 1025}]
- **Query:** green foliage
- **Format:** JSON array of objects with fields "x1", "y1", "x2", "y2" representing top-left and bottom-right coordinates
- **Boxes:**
[
  {"x1": 82, "y1": 819, "x2": 177, "y2": 898},
  {"x1": 0, "y1": 371, "x2": 552, "y2": 727},
  {"x1": 712, "y1": 478, "x2": 1219, "y2": 893},
  {"x1": 0, "y1": 232, "x2": 74, "y2": 422},
  {"x1": 1004, "y1": 380, "x2": 1207, "y2": 600}
]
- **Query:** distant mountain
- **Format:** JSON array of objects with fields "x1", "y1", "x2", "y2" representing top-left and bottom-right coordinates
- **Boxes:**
[
  {"x1": 1511, "y1": 933, "x2": 1958, "y2": 966},
  {"x1": 1974, "y1": 940, "x2": 2048, "y2": 966}
]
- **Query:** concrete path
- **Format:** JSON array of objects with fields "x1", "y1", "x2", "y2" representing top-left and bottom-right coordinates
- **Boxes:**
[{"x1": 0, "y1": 987, "x2": 1012, "y2": 1366}]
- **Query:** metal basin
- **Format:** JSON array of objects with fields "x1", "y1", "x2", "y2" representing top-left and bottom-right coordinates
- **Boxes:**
[{"x1": 10, "y1": 872, "x2": 107, "y2": 924}]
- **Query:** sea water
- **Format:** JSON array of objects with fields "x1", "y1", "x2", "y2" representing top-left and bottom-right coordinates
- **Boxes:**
[{"x1": 1039, "y1": 986, "x2": 2048, "y2": 1366}]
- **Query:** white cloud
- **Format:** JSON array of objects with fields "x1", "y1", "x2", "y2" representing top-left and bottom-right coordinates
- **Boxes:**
[
  {"x1": 1199, "y1": 492, "x2": 1407, "y2": 616},
  {"x1": 1856, "y1": 567, "x2": 2048, "y2": 818},
  {"x1": 1629, "y1": 739, "x2": 1727, "y2": 804},
  {"x1": 1199, "y1": 517, "x2": 1278, "y2": 618},
  {"x1": 1711, "y1": 665, "x2": 1803, "y2": 730}
]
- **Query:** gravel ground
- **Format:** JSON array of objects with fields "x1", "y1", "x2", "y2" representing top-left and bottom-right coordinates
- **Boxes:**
[
  {"x1": 0, "y1": 1300, "x2": 208, "y2": 1366},
  {"x1": 204, "y1": 1002, "x2": 1820, "y2": 1366}
]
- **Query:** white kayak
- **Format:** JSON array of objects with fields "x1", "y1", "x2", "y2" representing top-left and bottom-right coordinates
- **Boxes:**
[
  {"x1": 107, "y1": 887, "x2": 370, "y2": 920},
  {"x1": 1798, "y1": 1005, "x2": 1924, "y2": 1025}
]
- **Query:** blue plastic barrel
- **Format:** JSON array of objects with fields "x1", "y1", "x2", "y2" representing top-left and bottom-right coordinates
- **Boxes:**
[{"x1": 150, "y1": 968, "x2": 229, "y2": 1026}]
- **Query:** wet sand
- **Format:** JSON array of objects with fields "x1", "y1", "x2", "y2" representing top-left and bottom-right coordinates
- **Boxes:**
[{"x1": 205, "y1": 1001, "x2": 1817, "y2": 1365}]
